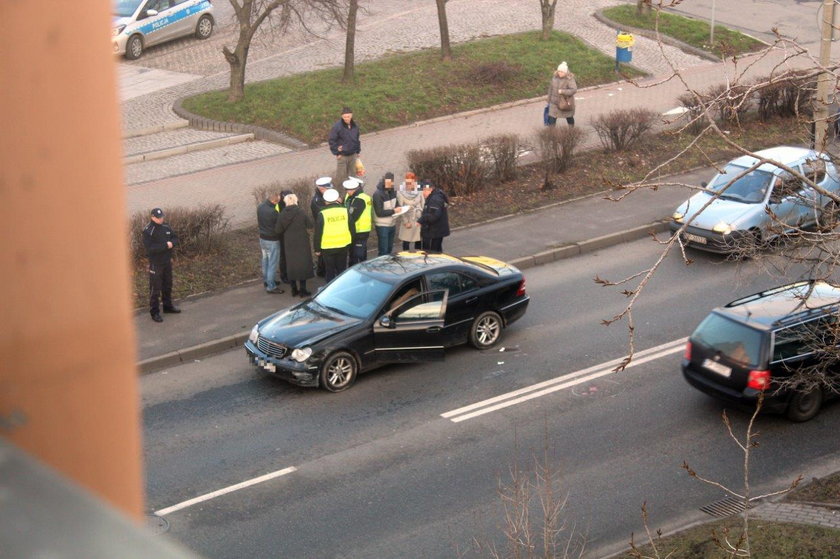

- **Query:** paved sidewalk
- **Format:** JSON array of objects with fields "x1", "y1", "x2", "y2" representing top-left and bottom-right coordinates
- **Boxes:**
[{"x1": 753, "y1": 501, "x2": 840, "y2": 529}]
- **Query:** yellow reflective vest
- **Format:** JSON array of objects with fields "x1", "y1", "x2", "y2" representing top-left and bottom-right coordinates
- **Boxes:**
[
  {"x1": 346, "y1": 192, "x2": 372, "y2": 233},
  {"x1": 320, "y1": 206, "x2": 352, "y2": 249}
]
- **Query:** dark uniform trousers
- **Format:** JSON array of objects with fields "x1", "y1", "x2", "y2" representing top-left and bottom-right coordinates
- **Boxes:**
[
  {"x1": 149, "y1": 260, "x2": 174, "y2": 315},
  {"x1": 349, "y1": 233, "x2": 370, "y2": 266},
  {"x1": 322, "y1": 247, "x2": 349, "y2": 283},
  {"x1": 422, "y1": 237, "x2": 444, "y2": 253}
]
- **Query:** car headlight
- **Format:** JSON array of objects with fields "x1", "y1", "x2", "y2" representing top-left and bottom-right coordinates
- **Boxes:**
[
  {"x1": 672, "y1": 211, "x2": 684, "y2": 223},
  {"x1": 290, "y1": 347, "x2": 312, "y2": 362},
  {"x1": 712, "y1": 222, "x2": 733, "y2": 235},
  {"x1": 248, "y1": 324, "x2": 259, "y2": 344},
  {"x1": 112, "y1": 25, "x2": 126, "y2": 37}
]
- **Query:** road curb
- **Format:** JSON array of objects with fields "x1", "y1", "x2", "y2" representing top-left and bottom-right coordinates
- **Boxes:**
[
  {"x1": 124, "y1": 133, "x2": 255, "y2": 165},
  {"x1": 136, "y1": 221, "x2": 670, "y2": 374}
]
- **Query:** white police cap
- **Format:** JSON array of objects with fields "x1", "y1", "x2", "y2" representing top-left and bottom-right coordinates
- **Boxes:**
[
  {"x1": 323, "y1": 188, "x2": 340, "y2": 202},
  {"x1": 315, "y1": 176, "x2": 333, "y2": 188},
  {"x1": 342, "y1": 178, "x2": 361, "y2": 190}
]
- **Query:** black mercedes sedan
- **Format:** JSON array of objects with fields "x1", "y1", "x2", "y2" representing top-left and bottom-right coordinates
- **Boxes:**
[{"x1": 245, "y1": 252, "x2": 530, "y2": 391}]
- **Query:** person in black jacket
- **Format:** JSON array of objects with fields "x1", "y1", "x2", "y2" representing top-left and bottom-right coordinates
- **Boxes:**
[
  {"x1": 142, "y1": 208, "x2": 181, "y2": 322},
  {"x1": 327, "y1": 107, "x2": 361, "y2": 184},
  {"x1": 257, "y1": 192, "x2": 284, "y2": 294},
  {"x1": 418, "y1": 183, "x2": 450, "y2": 253},
  {"x1": 276, "y1": 193, "x2": 314, "y2": 297}
]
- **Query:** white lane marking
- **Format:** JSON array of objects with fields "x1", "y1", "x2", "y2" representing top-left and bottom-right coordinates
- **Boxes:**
[
  {"x1": 155, "y1": 466, "x2": 297, "y2": 516},
  {"x1": 442, "y1": 338, "x2": 687, "y2": 423}
]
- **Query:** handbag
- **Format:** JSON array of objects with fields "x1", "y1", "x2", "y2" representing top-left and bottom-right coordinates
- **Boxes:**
[
  {"x1": 556, "y1": 94, "x2": 572, "y2": 111},
  {"x1": 354, "y1": 157, "x2": 366, "y2": 176}
]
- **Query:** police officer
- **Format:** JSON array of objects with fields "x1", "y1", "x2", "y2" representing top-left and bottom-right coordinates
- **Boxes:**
[
  {"x1": 311, "y1": 177, "x2": 333, "y2": 277},
  {"x1": 143, "y1": 208, "x2": 181, "y2": 323},
  {"x1": 343, "y1": 177, "x2": 372, "y2": 266},
  {"x1": 314, "y1": 188, "x2": 354, "y2": 283}
]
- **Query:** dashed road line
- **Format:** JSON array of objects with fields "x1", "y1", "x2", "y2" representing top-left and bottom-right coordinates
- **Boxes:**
[{"x1": 155, "y1": 466, "x2": 297, "y2": 516}]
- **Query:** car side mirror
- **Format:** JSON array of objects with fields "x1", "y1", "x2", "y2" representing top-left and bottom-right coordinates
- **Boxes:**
[
  {"x1": 700, "y1": 181, "x2": 708, "y2": 188},
  {"x1": 379, "y1": 316, "x2": 393, "y2": 328},
  {"x1": 145, "y1": 9, "x2": 159, "y2": 17}
]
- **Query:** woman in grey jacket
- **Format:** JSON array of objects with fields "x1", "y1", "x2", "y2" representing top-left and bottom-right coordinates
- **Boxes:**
[{"x1": 547, "y1": 61, "x2": 577, "y2": 127}]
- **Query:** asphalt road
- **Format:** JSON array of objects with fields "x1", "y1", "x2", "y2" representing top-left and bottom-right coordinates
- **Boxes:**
[{"x1": 142, "y1": 238, "x2": 840, "y2": 558}]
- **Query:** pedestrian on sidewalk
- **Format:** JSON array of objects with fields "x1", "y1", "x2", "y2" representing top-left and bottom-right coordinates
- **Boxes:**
[
  {"x1": 418, "y1": 183, "x2": 450, "y2": 253},
  {"x1": 276, "y1": 193, "x2": 314, "y2": 297},
  {"x1": 142, "y1": 207, "x2": 181, "y2": 323},
  {"x1": 257, "y1": 192, "x2": 284, "y2": 294},
  {"x1": 277, "y1": 189, "x2": 293, "y2": 285},
  {"x1": 315, "y1": 188, "x2": 355, "y2": 283},
  {"x1": 373, "y1": 172, "x2": 404, "y2": 256},
  {"x1": 328, "y1": 107, "x2": 361, "y2": 185},
  {"x1": 547, "y1": 61, "x2": 577, "y2": 127},
  {"x1": 343, "y1": 177, "x2": 373, "y2": 266},
  {"x1": 397, "y1": 172, "x2": 424, "y2": 251}
]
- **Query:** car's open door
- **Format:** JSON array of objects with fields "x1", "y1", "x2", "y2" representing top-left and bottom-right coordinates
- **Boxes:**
[{"x1": 372, "y1": 289, "x2": 448, "y2": 362}]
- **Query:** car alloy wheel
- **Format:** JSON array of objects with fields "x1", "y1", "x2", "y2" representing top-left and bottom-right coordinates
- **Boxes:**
[
  {"x1": 196, "y1": 15, "x2": 214, "y2": 39},
  {"x1": 470, "y1": 311, "x2": 502, "y2": 349},
  {"x1": 125, "y1": 35, "x2": 143, "y2": 60},
  {"x1": 320, "y1": 351, "x2": 357, "y2": 392},
  {"x1": 786, "y1": 386, "x2": 823, "y2": 422}
]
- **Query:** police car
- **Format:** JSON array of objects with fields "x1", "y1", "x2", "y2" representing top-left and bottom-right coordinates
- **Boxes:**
[{"x1": 113, "y1": 0, "x2": 215, "y2": 60}]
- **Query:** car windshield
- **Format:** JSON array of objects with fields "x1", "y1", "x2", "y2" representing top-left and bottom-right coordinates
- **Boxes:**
[
  {"x1": 312, "y1": 268, "x2": 394, "y2": 319},
  {"x1": 692, "y1": 312, "x2": 764, "y2": 368},
  {"x1": 706, "y1": 164, "x2": 775, "y2": 203},
  {"x1": 114, "y1": 0, "x2": 143, "y2": 17}
]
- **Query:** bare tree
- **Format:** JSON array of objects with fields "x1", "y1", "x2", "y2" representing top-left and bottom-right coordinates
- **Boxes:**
[
  {"x1": 223, "y1": 0, "x2": 344, "y2": 102},
  {"x1": 435, "y1": 0, "x2": 453, "y2": 61},
  {"x1": 342, "y1": 0, "x2": 359, "y2": 83},
  {"x1": 538, "y1": 0, "x2": 559, "y2": 40}
]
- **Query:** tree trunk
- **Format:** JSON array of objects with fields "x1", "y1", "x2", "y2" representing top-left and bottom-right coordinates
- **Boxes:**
[
  {"x1": 435, "y1": 0, "x2": 452, "y2": 61},
  {"x1": 224, "y1": 33, "x2": 250, "y2": 102},
  {"x1": 540, "y1": 0, "x2": 557, "y2": 41},
  {"x1": 636, "y1": 0, "x2": 650, "y2": 16},
  {"x1": 342, "y1": 0, "x2": 359, "y2": 83}
]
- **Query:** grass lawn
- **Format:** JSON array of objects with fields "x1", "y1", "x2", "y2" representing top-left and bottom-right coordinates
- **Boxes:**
[
  {"x1": 614, "y1": 517, "x2": 840, "y2": 558},
  {"x1": 181, "y1": 31, "x2": 644, "y2": 146},
  {"x1": 602, "y1": 5, "x2": 765, "y2": 58}
]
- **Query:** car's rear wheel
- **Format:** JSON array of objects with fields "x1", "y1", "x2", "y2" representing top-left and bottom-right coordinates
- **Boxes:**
[
  {"x1": 469, "y1": 311, "x2": 503, "y2": 349},
  {"x1": 195, "y1": 15, "x2": 214, "y2": 39},
  {"x1": 785, "y1": 386, "x2": 823, "y2": 422},
  {"x1": 125, "y1": 35, "x2": 144, "y2": 60},
  {"x1": 319, "y1": 351, "x2": 357, "y2": 392}
]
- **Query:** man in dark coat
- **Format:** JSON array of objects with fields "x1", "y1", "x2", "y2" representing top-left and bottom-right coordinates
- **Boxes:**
[
  {"x1": 257, "y1": 192, "x2": 284, "y2": 294},
  {"x1": 142, "y1": 207, "x2": 181, "y2": 323},
  {"x1": 327, "y1": 107, "x2": 361, "y2": 184},
  {"x1": 418, "y1": 183, "x2": 450, "y2": 253}
]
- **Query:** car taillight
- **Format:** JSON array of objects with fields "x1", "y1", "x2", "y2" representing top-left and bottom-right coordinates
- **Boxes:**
[
  {"x1": 747, "y1": 369, "x2": 771, "y2": 391},
  {"x1": 684, "y1": 341, "x2": 692, "y2": 360},
  {"x1": 515, "y1": 279, "x2": 526, "y2": 297}
]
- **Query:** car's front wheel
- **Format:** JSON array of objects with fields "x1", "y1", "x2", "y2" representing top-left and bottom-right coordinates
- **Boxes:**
[
  {"x1": 195, "y1": 15, "x2": 214, "y2": 39},
  {"x1": 125, "y1": 35, "x2": 144, "y2": 60},
  {"x1": 469, "y1": 311, "x2": 503, "y2": 349},
  {"x1": 786, "y1": 386, "x2": 823, "y2": 422},
  {"x1": 319, "y1": 351, "x2": 357, "y2": 392}
]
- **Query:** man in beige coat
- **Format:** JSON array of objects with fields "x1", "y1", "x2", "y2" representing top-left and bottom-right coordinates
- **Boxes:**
[{"x1": 547, "y1": 61, "x2": 577, "y2": 127}]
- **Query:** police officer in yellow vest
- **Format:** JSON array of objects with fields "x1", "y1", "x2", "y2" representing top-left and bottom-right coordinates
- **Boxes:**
[
  {"x1": 314, "y1": 187, "x2": 355, "y2": 283},
  {"x1": 343, "y1": 177, "x2": 372, "y2": 266}
]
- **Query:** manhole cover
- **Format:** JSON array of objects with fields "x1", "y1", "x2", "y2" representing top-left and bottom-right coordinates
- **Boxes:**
[
  {"x1": 700, "y1": 497, "x2": 753, "y2": 518},
  {"x1": 146, "y1": 514, "x2": 170, "y2": 535}
]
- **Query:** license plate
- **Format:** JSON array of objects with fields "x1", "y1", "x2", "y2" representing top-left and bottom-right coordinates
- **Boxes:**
[
  {"x1": 684, "y1": 233, "x2": 707, "y2": 245},
  {"x1": 702, "y1": 358, "x2": 731, "y2": 377},
  {"x1": 258, "y1": 359, "x2": 276, "y2": 372}
]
